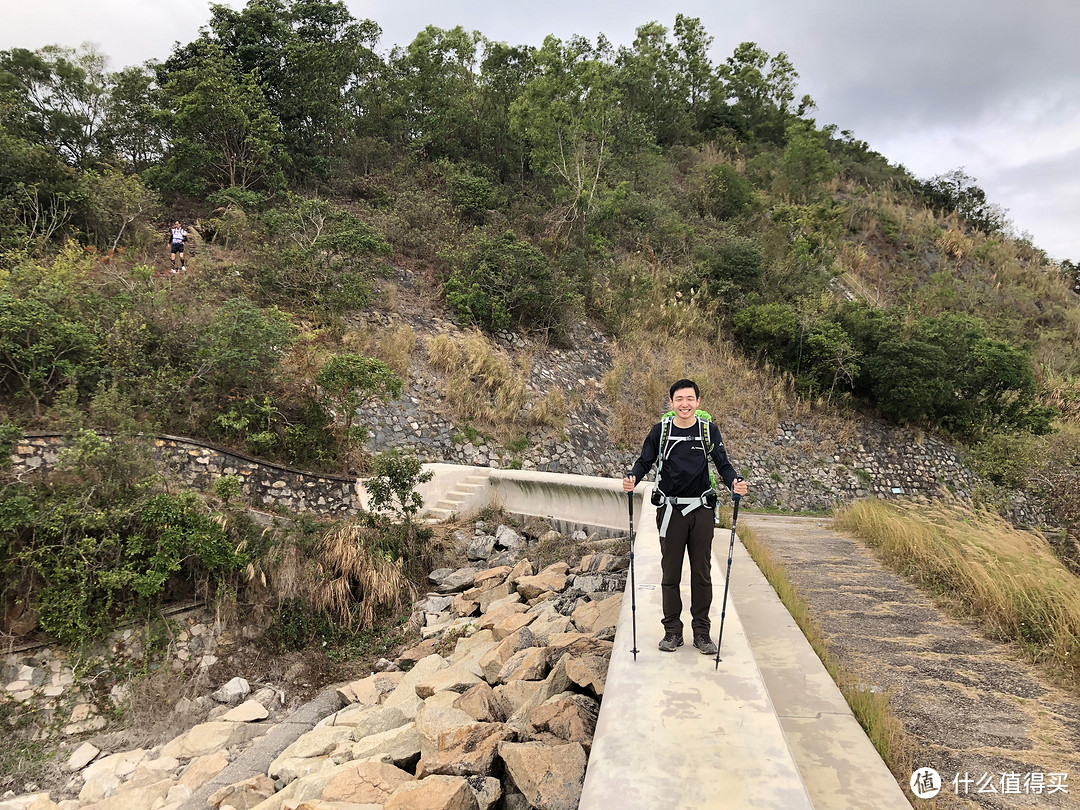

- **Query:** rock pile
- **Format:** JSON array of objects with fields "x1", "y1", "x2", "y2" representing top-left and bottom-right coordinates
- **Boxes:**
[{"x1": 3, "y1": 523, "x2": 628, "y2": 810}]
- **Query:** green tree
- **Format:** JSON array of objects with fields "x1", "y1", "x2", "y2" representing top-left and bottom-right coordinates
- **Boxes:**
[
  {"x1": 778, "y1": 120, "x2": 834, "y2": 201},
  {"x1": 441, "y1": 229, "x2": 582, "y2": 337},
  {"x1": 511, "y1": 34, "x2": 643, "y2": 229},
  {"x1": 316, "y1": 354, "x2": 401, "y2": 466},
  {"x1": 0, "y1": 289, "x2": 102, "y2": 418},
  {"x1": 76, "y1": 166, "x2": 160, "y2": 252},
  {"x1": 191, "y1": 297, "x2": 293, "y2": 398},
  {"x1": 364, "y1": 448, "x2": 434, "y2": 574},
  {"x1": 671, "y1": 14, "x2": 716, "y2": 127},
  {"x1": 0, "y1": 44, "x2": 110, "y2": 167},
  {"x1": 202, "y1": 0, "x2": 382, "y2": 181},
  {"x1": 616, "y1": 21, "x2": 693, "y2": 146},
  {"x1": 257, "y1": 194, "x2": 391, "y2": 312},
  {"x1": 390, "y1": 26, "x2": 482, "y2": 162},
  {"x1": 99, "y1": 64, "x2": 164, "y2": 173},
  {"x1": 712, "y1": 42, "x2": 810, "y2": 143},
  {"x1": 159, "y1": 43, "x2": 284, "y2": 192},
  {"x1": 920, "y1": 168, "x2": 1009, "y2": 234}
]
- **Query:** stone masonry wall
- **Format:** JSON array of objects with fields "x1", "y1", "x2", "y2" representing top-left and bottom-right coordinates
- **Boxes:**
[
  {"x1": 10, "y1": 433, "x2": 358, "y2": 517},
  {"x1": 8, "y1": 420, "x2": 1049, "y2": 527}
]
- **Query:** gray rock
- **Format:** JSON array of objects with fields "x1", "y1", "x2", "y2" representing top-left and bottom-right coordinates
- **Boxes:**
[
  {"x1": 210, "y1": 676, "x2": 250, "y2": 704},
  {"x1": 494, "y1": 525, "x2": 526, "y2": 550},
  {"x1": 437, "y1": 567, "x2": 482, "y2": 594},
  {"x1": 467, "y1": 535, "x2": 497, "y2": 561}
]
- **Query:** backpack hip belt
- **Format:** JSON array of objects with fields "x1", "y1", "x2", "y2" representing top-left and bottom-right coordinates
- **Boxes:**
[{"x1": 655, "y1": 488, "x2": 716, "y2": 539}]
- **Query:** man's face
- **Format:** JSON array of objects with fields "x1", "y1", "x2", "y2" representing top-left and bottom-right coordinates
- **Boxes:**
[{"x1": 669, "y1": 386, "x2": 699, "y2": 420}]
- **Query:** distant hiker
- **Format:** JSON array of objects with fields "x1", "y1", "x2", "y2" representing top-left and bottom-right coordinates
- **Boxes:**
[
  {"x1": 168, "y1": 220, "x2": 188, "y2": 273},
  {"x1": 622, "y1": 378, "x2": 748, "y2": 655}
]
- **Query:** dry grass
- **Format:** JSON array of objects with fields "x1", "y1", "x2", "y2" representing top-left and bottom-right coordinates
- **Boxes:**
[
  {"x1": 1041, "y1": 370, "x2": 1080, "y2": 425},
  {"x1": 835, "y1": 499, "x2": 1080, "y2": 682},
  {"x1": 601, "y1": 329, "x2": 855, "y2": 455},
  {"x1": 425, "y1": 331, "x2": 534, "y2": 439},
  {"x1": 738, "y1": 523, "x2": 912, "y2": 774},
  {"x1": 937, "y1": 227, "x2": 973, "y2": 262},
  {"x1": 263, "y1": 519, "x2": 414, "y2": 630},
  {"x1": 373, "y1": 323, "x2": 416, "y2": 377},
  {"x1": 530, "y1": 388, "x2": 567, "y2": 429}
]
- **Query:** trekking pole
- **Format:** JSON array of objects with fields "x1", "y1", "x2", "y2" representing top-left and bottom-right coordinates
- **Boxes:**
[
  {"x1": 626, "y1": 472, "x2": 639, "y2": 661},
  {"x1": 714, "y1": 479, "x2": 743, "y2": 669}
]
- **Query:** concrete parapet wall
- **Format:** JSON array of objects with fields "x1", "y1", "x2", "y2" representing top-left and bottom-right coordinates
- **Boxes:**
[{"x1": 487, "y1": 469, "x2": 644, "y2": 533}]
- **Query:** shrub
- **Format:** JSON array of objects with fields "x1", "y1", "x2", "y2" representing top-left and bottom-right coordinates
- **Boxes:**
[
  {"x1": 446, "y1": 173, "x2": 494, "y2": 220},
  {"x1": 441, "y1": 230, "x2": 582, "y2": 338},
  {"x1": 1, "y1": 431, "x2": 248, "y2": 646},
  {"x1": 255, "y1": 195, "x2": 391, "y2": 313}
]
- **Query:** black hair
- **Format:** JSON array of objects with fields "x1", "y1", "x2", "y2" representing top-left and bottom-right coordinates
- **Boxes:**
[{"x1": 669, "y1": 378, "x2": 700, "y2": 399}]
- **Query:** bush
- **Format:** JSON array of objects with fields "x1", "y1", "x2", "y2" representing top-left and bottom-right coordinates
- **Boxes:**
[
  {"x1": 701, "y1": 162, "x2": 752, "y2": 219},
  {"x1": 441, "y1": 230, "x2": 582, "y2": 338},
  {"x1": 446, "y1": 173, "x2": 494, "y2": 220},
  {"x1": 1, "y1": 431, "x2": 248, "y2": 646},
  {"x1": 255, "y1": 195, "x2": 391, "y2": 313}
]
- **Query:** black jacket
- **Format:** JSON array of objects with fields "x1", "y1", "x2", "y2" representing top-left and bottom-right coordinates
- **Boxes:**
[{"x1": 629, "y1": 419, "x2": 739, "y2": 497}]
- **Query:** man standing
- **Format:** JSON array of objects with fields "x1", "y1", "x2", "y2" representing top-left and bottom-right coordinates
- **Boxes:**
[
  {"x1": 168, "y1": 221, "x2": 188, "y2": 273},
  {"x1": 622, "y1": 379, "x2": 748, "y2": 654}
]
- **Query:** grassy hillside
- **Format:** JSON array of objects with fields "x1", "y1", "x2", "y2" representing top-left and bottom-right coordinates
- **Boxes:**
[{"x1": 3, "y1": 3, "x2": 1080, "y2": 640}]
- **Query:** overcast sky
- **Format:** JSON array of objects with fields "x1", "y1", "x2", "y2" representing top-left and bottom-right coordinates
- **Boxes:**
[{"x1": 5, "y1": 0, "x2": 1078, "y2": 262}]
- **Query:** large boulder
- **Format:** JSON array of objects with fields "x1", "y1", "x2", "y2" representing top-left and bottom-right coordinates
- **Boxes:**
[
  {"x1": 571, "y1": 594, "x2": 622, "y2": 634},
  {"x1": 498, "y1": 741, "x2": 587, "y2": 810},
  {"x1": 496, "y1": 647, "x2": 551, "y2": 684},
  {"x1": 338, "y1": 671, "x2": 405, "y2": 706},
  {"x1": 417, "y1": 722, "x2": 516, "y2": 778},
  {"x1": 350, "y1": 722, "x2": 422, "y2": 770},
  {"x1": 207, "y1": 775, "x2": 275, "y2": 810},
  {"x1": 385, "y1": 775, "x2": 480, "y2": 810},
  {"x1": 525, "y1": 693, "x2": 599, "y2": 751},
  {"x1": 514, "y1": 563, "x2": 569, "y2": 601},
  {"x1": 565, "y1": 654, "x2": 609, "y2": 698},
  {"x1": 415, "y1": 702, "x2": 477, "y2": 763},
  {"x1": 453, "y1": 682, "x2": 503, "y2": 723},
  {"x1": 478, "y1": 628, "x2": 536, "y2": 683},
  {"x1": 436, "y1": 568, "x2": 482, "y2": 594},
  {"x1": 319, "y1": 760, "x2": 415, "y2": 804},
  {"x1": 382, "y1": 654, "x2": 449, "y2": 719}
]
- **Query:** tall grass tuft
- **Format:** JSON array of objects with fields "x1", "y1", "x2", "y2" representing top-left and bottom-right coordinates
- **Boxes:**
[
  {"x1": 263, "y1": 518, "x2": 413, "y2": 630},
  {"x1": 835, "y1": 499, "x2": 1080, "y2": 681},
  {"x1": 425, "y1": 330, "x2": 533, "y2": 438}
]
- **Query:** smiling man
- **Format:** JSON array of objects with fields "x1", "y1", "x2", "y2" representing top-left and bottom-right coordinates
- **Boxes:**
[{"x1": 622, "y1": 379, "x2": 748, "y2": 655}]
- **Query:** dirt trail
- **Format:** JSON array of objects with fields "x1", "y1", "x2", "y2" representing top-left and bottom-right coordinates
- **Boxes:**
[{"x1": 740, "y1": 513, "x2": 1080, "y2": 810}]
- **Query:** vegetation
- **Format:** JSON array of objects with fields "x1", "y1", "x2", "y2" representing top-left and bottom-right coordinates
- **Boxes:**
[
  {"x1": 2, "y1": 2, "x2": 1080, "y2": 652},
  {"x1": 835, "y1": 499, "x2": 1080, "y2": 682}
]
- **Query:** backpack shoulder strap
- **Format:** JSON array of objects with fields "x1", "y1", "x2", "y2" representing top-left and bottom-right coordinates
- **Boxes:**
[{"x1": 655, "y1": 416, "x2": 673, "y2": 486}]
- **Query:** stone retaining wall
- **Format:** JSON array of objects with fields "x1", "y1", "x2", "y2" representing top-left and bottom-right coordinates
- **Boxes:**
[
  {"x1": 8, "y1": 420, "x2": 1049, "y2": 527},
  {"x1": 10, "y1": 433, "x2": 358, "y2": 517}
]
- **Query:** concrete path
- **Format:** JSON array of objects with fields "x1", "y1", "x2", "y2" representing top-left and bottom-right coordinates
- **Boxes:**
[
  {"x1": 580, "y1": 499, "x2": 911, "y2": 809},
  {"x1": 735, "y1": 513, "x2": 911, "y2": 809},
  {"x1": 580, "y1": 496, "x2": 813, "y2": 810}
]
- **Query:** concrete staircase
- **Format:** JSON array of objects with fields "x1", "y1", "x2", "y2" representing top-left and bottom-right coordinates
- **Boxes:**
[{"x1": 423, "y1": 471, "x2": 492, "y2": 521}]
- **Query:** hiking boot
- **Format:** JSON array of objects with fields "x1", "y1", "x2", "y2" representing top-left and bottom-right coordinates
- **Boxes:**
[
  {"x1": 693, "y1": 635, "x2": 718, "y2": 655},
  {"x1": 658, "y1": 632, "x2": 683, "y2": 652}
]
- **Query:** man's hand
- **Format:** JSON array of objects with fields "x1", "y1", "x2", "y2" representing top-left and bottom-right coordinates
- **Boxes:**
[
  {"x1": 622, "y1": 474, "x2": 636, "y2": 492},
  {"x1": 732, "y1": 477, "x2": 748, "y2": 497}
]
